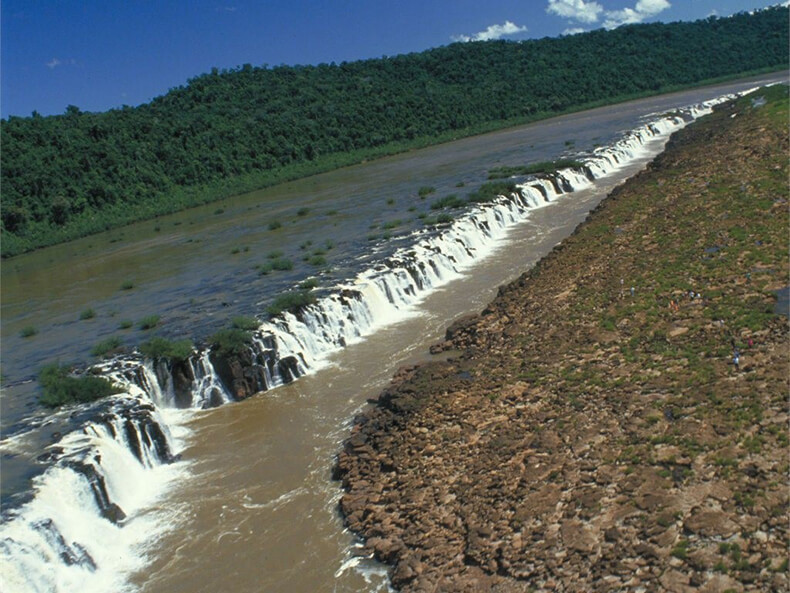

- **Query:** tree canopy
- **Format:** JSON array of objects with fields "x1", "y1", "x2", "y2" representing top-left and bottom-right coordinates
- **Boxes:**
[{"x1": 2, "y1": 7, "x2": 787, "y2": 257}]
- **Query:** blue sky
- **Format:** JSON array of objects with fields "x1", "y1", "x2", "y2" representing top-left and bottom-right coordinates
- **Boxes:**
[{"x1": 1, "y1": 1, "x2": 783, "y2": 118}]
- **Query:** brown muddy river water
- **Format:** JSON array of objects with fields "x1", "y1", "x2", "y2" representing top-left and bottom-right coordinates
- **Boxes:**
[
  {"x1": 134, "y1": 172, "x2": 636, "y2": 593},
  {"x1": 0, "y1": 75, "x2": 783, "y2": 593}
]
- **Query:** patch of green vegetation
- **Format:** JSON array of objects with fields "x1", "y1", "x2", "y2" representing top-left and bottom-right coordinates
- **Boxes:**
[
  {"x1": 120, "y1": 280, "x2": 134, "y2": 290},
  {"x1": 487, "y1": 159, "x2": 584, "y2": 179},
  {"x1": 297, "y1": 207, "x2": 310, "y2": 216},
  {"x1": 418, "y1": 186, "x2": 436, "y2": 198},
  {"x1": 299, "y1": 278, "x2": 319, "y2": 290},
  {"x1": 139, "y1": 336, "x2": 194, "y2": 362},
  {"x1": 670, "y1": 539, "x2": 690, "y2": 560},
  {"x1": 268, "y1": 220, "x2": 282, "y2": 230},
  {"x1": 266, "y1": 290, "x2": 318, "y2": 316},
  {"x1": 308, "y1": 255, "x2": 327, "y2": 266},
  {"x1": 231, "y1": 316, "x2": 260, "y2": 331},
  {"x1": 436, "y1": 213, "x2": 454, "y2": 224},
  {"x1": 734, "y1": 491, "x2": 755, "y2": 508},
  {"x1": 138, "y1": 315, "x2": 160, "y2": 330},
  {"x1": 20, "y1": 325, "x2": 37, "y2": 338},
  {"x1": 742, "y1": 434, "x2": 764, "y2": 454},
  {"x1": 90, "y1": 336, "x2": 123, "y2": 357},
  {"x1": 38, "y1": 364, "x2": 124, "y2": 408},
  {"x1": 208, "y1": 328, "x2": 253, "y2": 358},
  {"x1": 270, "y1": 258, "x2": 294, "y2": 271},
  {"x1": 118, "y1": 320, "x2": 133, "y2": 330},
  {"x1": 430, "y1": 195, "x2": 465, "y2": 210},
  {"x1": 267, "y1": 250, "x2": 284, "y2": 259},
  {"x1": 79, "y1": 308, "x2": 96, "y2": 320},
  {"x1": 381, "y1": 219, "x2": 403, "y2": 229},
  {"x1": 467, "y1": 181, "x2": 518, "y2": 203}
]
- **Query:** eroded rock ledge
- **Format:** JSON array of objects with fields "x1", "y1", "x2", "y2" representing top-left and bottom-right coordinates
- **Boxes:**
[{"x1": 336, "y1": 89, "x2": 789, "y2": 592}]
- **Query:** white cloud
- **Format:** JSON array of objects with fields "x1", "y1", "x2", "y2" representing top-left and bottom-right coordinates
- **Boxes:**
[
  {"x1": 546, "y1": 0, "x2": 604, "y2": 24},
  {"x1": 46, "y1": 57, "x2": 77, "y2": 69},
  {"x1": 602, "y1": 0, "x2": 671, "y2": 29},
  {"x1": 635, "y1": 0, "x2": 671, "y2": 16},
  {"x1": 563, "y1": 27, "x2": 586, "y2": 35},
  {"x1": 546, "y1": 0, "x2": 671, "y2": 30},
  {"x1": 452, "y1": 20, "x2": 528, "y2": 42}
]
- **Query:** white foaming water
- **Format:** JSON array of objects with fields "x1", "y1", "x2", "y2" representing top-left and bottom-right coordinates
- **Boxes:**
[
  {"x1": 0, "y1": 92, "x2": 740, "y2": 592},
  {"x1": 0, "y1": 397, "x2": 189, "y2": 593}
]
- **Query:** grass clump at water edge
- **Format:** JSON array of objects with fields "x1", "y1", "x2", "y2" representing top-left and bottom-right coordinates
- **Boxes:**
[
  {"x1": 467, "y1": 181, "x2": 518, "y2": 204},
  {"x1": 91, "y1": 336, "x2": 124, "y2": 358},
  {"x1": 487, "y1": 159, "x2": 585, "y2": 179},
  {"x1": 208, "y1": 328, "x2": 254, "y2": 358},
  {"x1": 430, "y1": 195, "x2": 465, "y2": 210},
  {"x1": 139, "y1": 337, "x2": 194, "y2": 363},
  {"x1": 38, "y1": 364, "x2": 124, "y2": 408},
  {"x1": 231, "y1": 316, "x2": 260, "y2": 331},
  {"x1": 266, "y1": 290, "x2": 318, "y2": 316}
]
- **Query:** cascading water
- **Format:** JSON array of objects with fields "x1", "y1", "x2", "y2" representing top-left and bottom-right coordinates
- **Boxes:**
[
  {"x1": 0, "y1": 397, "x2": 185, "y2": 593},
  {"x1": 0, "y1": 91, "x2": 750, "y2": 593}
]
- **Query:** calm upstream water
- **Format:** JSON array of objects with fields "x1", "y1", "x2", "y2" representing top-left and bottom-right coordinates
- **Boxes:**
[{"x1": 0, "y1": 74, "x2": 783, "y2": 592}]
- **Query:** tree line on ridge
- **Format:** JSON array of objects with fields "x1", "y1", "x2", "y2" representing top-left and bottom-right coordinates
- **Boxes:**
[{"x1": 1, "y1": 7, "x2": 787, "y2": 257}]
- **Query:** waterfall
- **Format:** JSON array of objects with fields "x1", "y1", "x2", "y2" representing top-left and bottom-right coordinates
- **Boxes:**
[
  {"x1": 0, "y1": 91, "x2": 745, "y2": 592},
  {"x1": 0, "y1": 397, "x2": 185, "y2": 593}
]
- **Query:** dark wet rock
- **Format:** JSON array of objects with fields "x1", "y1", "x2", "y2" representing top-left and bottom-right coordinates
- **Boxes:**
[
  {"x1": 33, "y1": 519, "x2": 97, "y2": 570},
  {"x1": 63, "y1": 460, "x2": 127, "y2": 524},
  {"x1": 277, "y1": 356, "x2": 300, "y2": 383},
  {"x1": 210, "y1": 348, "x2": 269, "y2": 400},
  {"x1": 170, "y1": 359, "x2": 196, "y2": 407}
]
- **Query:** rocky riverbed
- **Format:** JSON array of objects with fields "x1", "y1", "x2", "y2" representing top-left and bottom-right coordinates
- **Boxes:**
[{"x1": 336, "y1": 86, "x2": 789, "y2": 592}]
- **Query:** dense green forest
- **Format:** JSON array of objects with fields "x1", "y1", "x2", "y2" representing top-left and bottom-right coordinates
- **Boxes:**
[{"x1": 2, "y1": 7, "x2": 787, "y2": 257}]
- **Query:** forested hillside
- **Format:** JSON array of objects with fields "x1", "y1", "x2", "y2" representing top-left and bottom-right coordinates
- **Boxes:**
[{"x1": 2, "y1": 7, "x2": 787, "y2": 257}]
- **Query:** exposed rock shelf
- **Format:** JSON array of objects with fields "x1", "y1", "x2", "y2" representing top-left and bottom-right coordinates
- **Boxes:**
[{"x1": 336, "y1": 88, "x2": 789, "y2": 592}]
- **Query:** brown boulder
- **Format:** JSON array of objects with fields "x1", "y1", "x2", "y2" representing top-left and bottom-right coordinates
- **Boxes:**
[{"x1": 683, "y1": 509, "x2": 740, "y2": 538}]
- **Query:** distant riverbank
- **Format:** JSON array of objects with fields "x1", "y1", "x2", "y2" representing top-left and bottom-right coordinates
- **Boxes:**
[
  {"x1": 2, "y1": 64, "x2": 786, "y2": 259},
  {"x1": 336, "y1": 85, "x2": 789, "y2": 592}
]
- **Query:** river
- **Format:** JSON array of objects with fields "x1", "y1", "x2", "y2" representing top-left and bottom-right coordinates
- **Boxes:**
[{"x1": 0, "y1": 74, "x2": 784, "y2": 592}]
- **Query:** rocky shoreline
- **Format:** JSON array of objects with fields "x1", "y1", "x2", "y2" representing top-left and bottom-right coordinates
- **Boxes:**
[{"x1": 336, "y1": 87, "x2": 789, "y2": 592}]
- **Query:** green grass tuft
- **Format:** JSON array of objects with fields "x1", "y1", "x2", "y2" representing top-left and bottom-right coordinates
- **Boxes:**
[
  {"x1": 38, "y1": 364, "x2": 124, "y2": 408},
  {"x1": 138, "y1": 315, "x2": 160, "y2": 330},
  {"x1": 139, "y1": 337, "x2": 194, "y2": 362}
]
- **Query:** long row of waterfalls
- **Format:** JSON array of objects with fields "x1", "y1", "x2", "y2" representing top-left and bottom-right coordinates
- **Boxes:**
[{"x1": 0, "y1": 91, "x2": 747, "y2": 593}]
